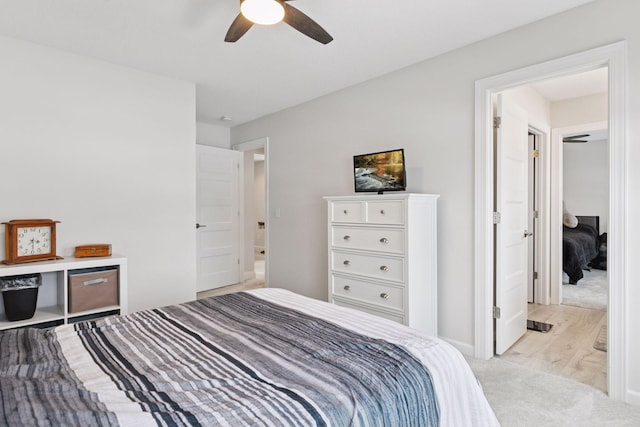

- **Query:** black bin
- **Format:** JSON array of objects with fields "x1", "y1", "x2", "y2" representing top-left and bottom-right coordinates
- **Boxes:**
[{"x1": 1, "y1": 274, "x2": 41, "y2": 322}]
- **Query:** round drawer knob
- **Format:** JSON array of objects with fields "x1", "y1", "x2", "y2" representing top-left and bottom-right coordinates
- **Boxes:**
[
  {"x1": 343, "y1": 260, "x2": 351, "y2": 266},
  {"x1": 380, "y1": 209, "x2": 385, "y2": 215},
  {"x1": 380, "y1": 265, "x2": 389, "y2": 272},
  {"x1": 343, "y1": 285, "x2": 351, "y2": 291},
  {"x1": 380, "y1": 293, "x2": 390, "y2": 300},
  {"x1": 343, "y1": 235, "x2": 351, "y2": 241},
  {"x1": 343, "y1": 209, "x2": 348, "y2": 214},
  {"x1": 379, "y1": 237, "x2": 388, "y2": 244}
]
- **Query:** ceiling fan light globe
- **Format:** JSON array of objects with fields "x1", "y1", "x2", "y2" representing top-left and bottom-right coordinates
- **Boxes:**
[{"x1": 241, "y1": 0, "x2": 285, "y2": 25}]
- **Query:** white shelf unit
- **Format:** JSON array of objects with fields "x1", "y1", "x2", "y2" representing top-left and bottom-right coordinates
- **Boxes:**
[
  {"x1": 0, "y1": 255, "x2": 127, "y2": 330},
  {"x1": 325, "y1": 194, "x2": 439, "y2": 336}
]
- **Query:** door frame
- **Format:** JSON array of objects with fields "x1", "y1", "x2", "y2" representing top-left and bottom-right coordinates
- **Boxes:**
[
  {"x1": 233, "y1": 137, "x2": 270, "y2": 287},
  {"x1": 474, "y1": 41, "x2": 627, "y2": 401},
  {"x1": 525, "y1": 122, "x2": 551, "y2": 306}
]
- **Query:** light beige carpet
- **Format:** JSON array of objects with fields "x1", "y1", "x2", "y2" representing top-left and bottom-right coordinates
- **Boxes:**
[
  {"x1": 467, "y1": 357, "x2": 640, "y2": 426},
  {"x1": 562, "y1": 269, "x2": 607, "y2": 310}
]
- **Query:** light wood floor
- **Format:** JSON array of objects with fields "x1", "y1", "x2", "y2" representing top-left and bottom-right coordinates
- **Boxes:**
[
  {"x1": 197, "y1": 278, "x2": 265, "y2": 299},
  {"x1": 197, "y1": 254, "x2": 265, "y2": 299},
  {"x1": 500, "y1": 303, "x2": 607, "y2": 393}
]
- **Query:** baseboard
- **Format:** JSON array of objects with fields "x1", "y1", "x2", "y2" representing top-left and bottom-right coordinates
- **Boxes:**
[
  {"x1": 626, "y1": 389, "x2": 640, "y2": 406},
  {"x1": 243, "y1": 271, "x2": 256, "y2": 281},
  {"x1": 440, "y1": 336, "x2": 474, "y2": 357}
]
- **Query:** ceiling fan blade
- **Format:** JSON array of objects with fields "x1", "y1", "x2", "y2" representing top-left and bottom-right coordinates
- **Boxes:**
[
  {"x1": 282, "y1": 3, "x2": 333, "y2": 44},
  {"x1": 225, "y1": 13, "x2": 254, "y2": 42},
  {"x1": 563, "y1": 133, "x2": 590, "y2": 143},
  {"x1": 564, "y1": 134, "x2": 591, "y2": 140}
]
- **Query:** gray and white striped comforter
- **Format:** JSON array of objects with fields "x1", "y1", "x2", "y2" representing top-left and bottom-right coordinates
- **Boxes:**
[{"x1": 0, "y1": 288, "x2": 499, "y2": 426}]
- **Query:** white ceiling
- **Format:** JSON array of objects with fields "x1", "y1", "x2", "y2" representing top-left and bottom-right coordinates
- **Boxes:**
[
  {"x1": 0, "y1": 0, "x2": 597, "y2": 127},
  {"x1": 531, "y1": 67, "x2": 608, "y2": 102}
]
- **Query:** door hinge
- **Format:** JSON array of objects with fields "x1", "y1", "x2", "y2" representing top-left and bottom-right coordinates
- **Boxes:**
[
  {"x1": 493, "y1": 116, "x2": 501, "y2": 129},
  {"x1": 532, "y1": 149, "x2": 539, "y2": 158},
  {"x1": 533, "y1": 271, "x2": 538, "y2": 280},
  {"x1": 492, "y1": 212, "x2": 501, "y2": 224},
  {"x1": 533, "y1": 210, "x2": 539, "y2": 219},
  {"x1": 493, "y1": 306, "x2": 501, "y2": 319}
]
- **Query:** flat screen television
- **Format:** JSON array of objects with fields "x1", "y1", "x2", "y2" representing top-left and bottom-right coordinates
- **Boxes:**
[{"x1": 353, "y1": 148, "x2": 406, "y2": 193}]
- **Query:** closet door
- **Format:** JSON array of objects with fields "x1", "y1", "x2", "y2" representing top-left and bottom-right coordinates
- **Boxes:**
[{"x1": 196, "y1": 145, "x2": 242, "y2": 292}]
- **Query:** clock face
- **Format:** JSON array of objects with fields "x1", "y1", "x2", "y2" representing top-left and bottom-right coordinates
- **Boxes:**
[{"x1": 17, "y1": 226, "x2": 52, "y2": 256}]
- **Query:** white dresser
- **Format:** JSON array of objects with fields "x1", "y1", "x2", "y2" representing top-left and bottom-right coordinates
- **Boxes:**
[{"x1": 324, "y1": 193, "x2": 439, "y2": 336}]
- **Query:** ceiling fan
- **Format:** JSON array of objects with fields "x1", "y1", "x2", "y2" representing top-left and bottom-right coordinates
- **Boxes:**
[
  {"x1": 563, "y1": 134, "x2": 590, "y2": 143},
  {"x1": 225, "y1": 0, "x2": 333, "y2": 45}
]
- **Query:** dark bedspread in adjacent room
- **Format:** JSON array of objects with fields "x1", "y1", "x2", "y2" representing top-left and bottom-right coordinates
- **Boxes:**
[
  {"x1": 563, "y1": 222, "x2": 599, "y2": 284},
  {"x1": 0, "y1": 288, "x2": 498, "y2": 426}
]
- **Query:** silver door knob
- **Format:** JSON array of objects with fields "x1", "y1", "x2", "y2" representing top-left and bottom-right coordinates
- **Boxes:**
[
  {"x1": 343, "y1": 235, "x2": 351, "y2": 241},
  {"x1": 196, "y1": 223, "x2": 207, "y2": 229},
  {"x1": 380, "y1": 293, "x2": 389, "y2": 299},
  {"x1": 343, "y1": 285, "x2": 351, "y2": 291},
  {"x1": 380, "y1": 265, "x2": 389, "y2": 272},
  {"x1": 343, "y1": 260, "x2": 351, "y2": 266},
  {"x1": 379, "y1": 237, "x2": 388, "y2": 244},
  {"x1": 524, "y1": 230, "x2": 533, "y2": 238}
]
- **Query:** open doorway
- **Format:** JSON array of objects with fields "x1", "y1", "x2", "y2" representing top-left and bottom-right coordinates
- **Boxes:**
[
  {"x1": 253, "y1": 149, "x2": 266, "y2": 283},
  {"x1": 234, "y1": 137, "x2": 269, "y2": 289},
  {"x1": 500, "y1": 117, "x2": 609, "y2": 393},
  {"x1": 474, "y1": 41, "x2": 627, "y2": 401},
  {"x1": 557, "y1": 126, "x2": 608, "y2": 310},
  {"x1": 493, "y1": 70, "x2": 609, "y2": 391}
]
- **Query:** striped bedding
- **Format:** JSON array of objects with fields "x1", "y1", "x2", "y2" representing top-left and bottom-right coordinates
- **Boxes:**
[{"x1": 0, "y1": 288, "x2": 498, "y2": 426}]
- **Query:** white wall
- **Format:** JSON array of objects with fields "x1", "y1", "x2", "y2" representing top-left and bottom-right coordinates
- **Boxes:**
[
  {"x1": 503, "y1": 85, "x2": 551, "y2": 127},
  {"x1": 196, "y1": 121, "x2": 230, "y2": 148},
  {"x1": 231, "y1": 0, "x2": 640, "y2": 400},
  {"x1": 554, "y1": 92, "x2": 609, "y2": 233},
  {"x1": 0, "y1": 35, "x2": 197, "y2": 313},
  {"x1": 552, "y1": 92, "x2": 608, "y2": 128},
  {"x1": 563, "y1": 139, "x2": 609, "y2": 232}
]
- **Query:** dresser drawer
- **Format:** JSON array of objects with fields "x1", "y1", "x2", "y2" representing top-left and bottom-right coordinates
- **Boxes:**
[
  {"x1": 331, "y1": 251, "x2": 404, "y2": 283},
  {"x1": 332, "y1": 298, "x2": 405, "y2": 325},
  {"x1": 366, "y1": 201, "x2": 404, "y2": 225},
  {"x1": 332, "y1": 275, "x2": 404, "y2": 311},
  {"x1": 331, "y1": 201, "x2": 364, "y2": 223},
  {"x1": 331, "y1": 226, "x2": 404, "y2": 254}
]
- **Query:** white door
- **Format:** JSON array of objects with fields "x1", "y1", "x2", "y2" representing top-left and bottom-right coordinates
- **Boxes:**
[
  {"x1": 495, "y1": 94, "x2": 529, "y2": 355},
  {"x1": 196, "y1": 145, "x2": 242, "y2": 292}
]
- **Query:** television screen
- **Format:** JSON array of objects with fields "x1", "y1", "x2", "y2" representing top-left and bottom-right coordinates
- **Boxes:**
[{"x1": 353, "y1": 149, "x2": 406, "y2": 193}]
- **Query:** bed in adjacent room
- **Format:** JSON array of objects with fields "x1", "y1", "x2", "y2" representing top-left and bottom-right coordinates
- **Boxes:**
[
  {"x1": 0, "y1": 288, "x2": 498, "y2": 426},
  {"x1": 563, "y1": 215, "x2": 602, "y2": 284}
]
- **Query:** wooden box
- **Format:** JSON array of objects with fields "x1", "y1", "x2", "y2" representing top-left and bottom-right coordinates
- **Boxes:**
[
  {"x1": 68, "y1": 268, "x2": 118, "y2": 313},
  {"x1": 75, "y1": 244, "x2": 112, "y2": 258}
]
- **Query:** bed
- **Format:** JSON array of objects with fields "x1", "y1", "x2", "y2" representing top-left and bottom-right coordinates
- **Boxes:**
[
  {"x1": 563, "y1": 215, "x2": 600, "y2": 284},
  {"x1": 0, "y1": 288, "x2": 498, "y2": 426}
]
